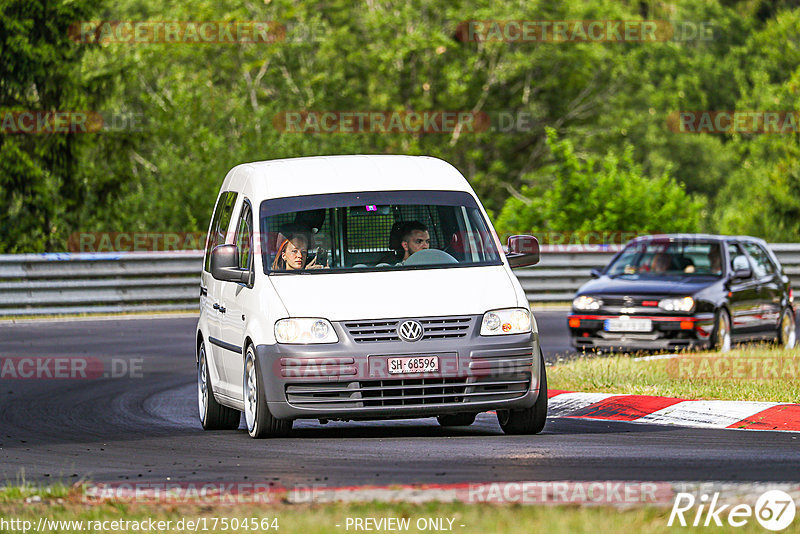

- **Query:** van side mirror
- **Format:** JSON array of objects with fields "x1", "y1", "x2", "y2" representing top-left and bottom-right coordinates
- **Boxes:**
[
  {"x1": 590, "y1": 268, "x2": 602, "y2": 278},
  {"x1": 506, "y1": 235, "x2": 540, "y2": 268},
  {"x1": 211, "y1": 244, "x2": 251, "y2": 284}
]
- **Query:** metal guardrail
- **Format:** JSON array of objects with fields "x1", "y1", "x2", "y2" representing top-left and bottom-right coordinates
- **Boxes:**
[
  {"x1": 1, "y1": 244, "x2": 799, "y2": 316},
  {"x1": 0, "y1": 252, "x2": 203, "y2": 316}
]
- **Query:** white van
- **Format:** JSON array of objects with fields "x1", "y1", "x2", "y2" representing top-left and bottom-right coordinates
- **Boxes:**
[{"x1": 197, "y1": 155, "x2": 546, "y2": 438}]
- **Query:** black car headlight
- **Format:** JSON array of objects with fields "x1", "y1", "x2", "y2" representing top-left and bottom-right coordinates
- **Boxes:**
[
  {"x1": 573, "y1": 295, "x2": 603, "y2": 311},
  {"x1": 658, "y1": 297, "x2": 695, "y2": 313}
]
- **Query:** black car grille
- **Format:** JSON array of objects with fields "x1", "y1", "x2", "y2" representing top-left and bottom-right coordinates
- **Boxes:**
[
  {"x1": 600, "y1": 297, "x2": 642, "y2": 307},
  {"x1": 343, "y1": 316, "x2": 472, "y2": 343},
  {"x1": 285, "y1": 374, "x2": 530, "y2": 408}
]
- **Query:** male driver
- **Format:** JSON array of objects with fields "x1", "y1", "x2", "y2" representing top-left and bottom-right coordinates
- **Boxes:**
[
  {"x1": 400, "y1": 221, "x2": 430, "y2": 261},
  {"x1": 650, "y1": 251, "x2": 672, "y2": 273}
]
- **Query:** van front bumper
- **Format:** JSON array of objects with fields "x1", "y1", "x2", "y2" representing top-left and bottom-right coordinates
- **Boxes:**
[{"x1": 256, "y1": 317, "x2": 541, "y2": 420}]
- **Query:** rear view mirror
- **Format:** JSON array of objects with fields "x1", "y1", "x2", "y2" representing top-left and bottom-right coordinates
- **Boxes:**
[
  {"x1": 506, "y1": 235, "x2": 540, "y2": 268},
  {"x1": 590, "y1": 268, "x2": 602, "y2": 278},
  {"x1": 211, "y1": 244, "x2": 251, "y2": 284},
  {"x1": 731, "y1": 255, "x2": 752, "y2": 280}
]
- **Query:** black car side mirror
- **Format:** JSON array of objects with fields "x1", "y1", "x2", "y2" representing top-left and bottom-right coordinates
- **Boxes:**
[
  {"x1": 590, "y1": 268, "x2": 602, "y2": 278},
  {"x1": 506, "y1": 235, "x2": 540, "y2": 268},
  {"x1": 211, "y1": 244, "x2": 251, "y2": 284},
  {"x1": 733, "y1": 267, "x2": 752, "y2": 280}
]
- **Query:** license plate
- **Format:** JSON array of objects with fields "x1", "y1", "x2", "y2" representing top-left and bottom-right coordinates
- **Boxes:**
[
  {"x1": 388, "y1": 356, "x2": 439, "y2": 374},
  {"x1": 604, "y1": 318, "x2": 652, "y2": 332}
]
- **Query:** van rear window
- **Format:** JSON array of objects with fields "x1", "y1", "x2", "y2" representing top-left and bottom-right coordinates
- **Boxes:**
[{"x1": 258, "y1": 191, "x2": 502, "y2": 273}]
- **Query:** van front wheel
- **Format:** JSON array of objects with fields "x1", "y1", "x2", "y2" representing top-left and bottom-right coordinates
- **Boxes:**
[
  {"x1": 497, "y1": 351, "x2": 548, "y2": 435},
  {"x1": 244, "y1": 345, "x2": 292, "y2": 438}
]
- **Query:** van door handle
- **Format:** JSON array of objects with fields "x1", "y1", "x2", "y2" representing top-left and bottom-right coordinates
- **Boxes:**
[
  {"x1": 218, "y1": 306, "x2": 226, "y2": 314},
  {"x1": 213, "y1": 303, "x2": 220, "y2": 310}
]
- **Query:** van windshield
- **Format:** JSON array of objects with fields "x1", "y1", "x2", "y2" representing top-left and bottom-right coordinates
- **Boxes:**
[{"x1": 259, "y1": 191, "x2": 502, "y2": 273}]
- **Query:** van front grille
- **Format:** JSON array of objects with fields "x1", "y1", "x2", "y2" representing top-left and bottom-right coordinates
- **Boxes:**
[
  {"x1": 285, "y1": 373, "x2": 530, "y2": 409},
  {"x1": 343, "y1": 316, "x2": 473, "y2": 343}
]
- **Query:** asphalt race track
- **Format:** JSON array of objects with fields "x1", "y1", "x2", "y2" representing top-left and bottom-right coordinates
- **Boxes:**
[{"x1": 1, "y1": 311, "x2": 798, "y2": 486}]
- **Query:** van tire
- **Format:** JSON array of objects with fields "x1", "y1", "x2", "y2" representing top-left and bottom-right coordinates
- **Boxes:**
[
  {"x1": 244, "y1": 344, "x2": 292, "y2": 438},
  {"x1": 198, "y1": 341, "x2": 241, "y2": 430},
  {"x1": 497, "y1": 350, "x2": 548, "y2": 435},
  {"x1": 437, "y1": 413, "x2": 477, "y2": 427}
]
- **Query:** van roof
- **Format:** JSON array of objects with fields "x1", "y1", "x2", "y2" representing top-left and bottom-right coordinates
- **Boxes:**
[{"x1": 226, "y1": 155, "x2": 475, "y2": 200}]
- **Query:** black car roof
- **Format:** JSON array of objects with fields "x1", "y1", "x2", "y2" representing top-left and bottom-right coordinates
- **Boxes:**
[{"x1": 629, "y1": 233, "x2": 767, "y2": 245}]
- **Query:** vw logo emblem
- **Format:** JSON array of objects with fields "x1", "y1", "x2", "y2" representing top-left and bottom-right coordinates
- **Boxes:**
[{"x1": 397, "y1": 320, "x2": 424, "y2": 342}]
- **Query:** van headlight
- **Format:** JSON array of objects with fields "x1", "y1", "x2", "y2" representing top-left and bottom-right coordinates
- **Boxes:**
[
  {"x1": 658, "y1": 297, "x2": 695, "y2": 313},
  {"x1": 573, "y1": 295, "x2": 602, "y2": 310},
  {"x1": 275, "y1": 318, "x2": 339, "y2": 344},
  {"x1": 481, "y1": 308, "x2": 532, "y2": 336}
]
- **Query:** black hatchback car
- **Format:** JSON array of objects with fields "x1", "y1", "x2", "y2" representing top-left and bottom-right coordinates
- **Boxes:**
[{"x1": 568, "y1": 234, "x2": 796, "y2": 352}]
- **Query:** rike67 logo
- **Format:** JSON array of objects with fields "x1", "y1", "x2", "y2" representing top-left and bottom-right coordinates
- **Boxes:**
[{"x1": 669, "y1": 490, "x2": 796, "y2": 531}]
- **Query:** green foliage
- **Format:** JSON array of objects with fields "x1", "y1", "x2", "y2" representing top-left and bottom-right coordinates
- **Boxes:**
[
  {"x1": 0, "y1": 0, "x2": 797, "y2": 251},
  {"x1": 711, "y1": 9, "x2": 800, "y2": 242},
  {"x1": 495, "y1": 128, "x2": 704, "y2": 240},
  {"x1": 0, "y1": 0, "x2": 120, "y2": 251}
]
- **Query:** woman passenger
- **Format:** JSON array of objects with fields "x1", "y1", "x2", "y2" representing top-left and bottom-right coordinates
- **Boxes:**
[{"x1": 271, "y1": 234, "x2": 322, "y2": 270}]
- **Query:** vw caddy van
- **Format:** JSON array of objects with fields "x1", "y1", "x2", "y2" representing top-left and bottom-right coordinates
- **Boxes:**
[{"x1": 197, "y1": 155, "x2": 546, "y2": 438}]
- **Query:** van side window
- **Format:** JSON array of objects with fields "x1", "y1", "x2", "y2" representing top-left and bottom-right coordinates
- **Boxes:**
[
  {"x1": 203, "y1": 191, "x2": 239, "y2": 272},
  {"x1": 235, "y1": 202, "x2": 253, "y2": 271},
  {"x1": 741, "y1": 242, "x2": 775, "y2": 278}
]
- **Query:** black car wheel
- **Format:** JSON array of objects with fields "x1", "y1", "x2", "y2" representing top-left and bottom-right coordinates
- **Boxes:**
[
  {"x1": 778, "y1": 307, "x2": 796, "y2": 349},
  {"x1": 711, "y1": 308, "x2": 732, "y2": 352}
]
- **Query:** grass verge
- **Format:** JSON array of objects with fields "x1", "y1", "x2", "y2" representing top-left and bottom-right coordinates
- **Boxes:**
[
  {"x1": 0, "y1": 487, "x2": 770, "y2": 534},
  {"x1": 548, "y1": 345, "x2": 799, "y2": 402}
]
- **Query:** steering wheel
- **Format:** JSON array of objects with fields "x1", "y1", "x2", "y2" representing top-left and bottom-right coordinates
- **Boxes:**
[{"x1": 403, "y1": 248, "x2": 459, "y2": 266}]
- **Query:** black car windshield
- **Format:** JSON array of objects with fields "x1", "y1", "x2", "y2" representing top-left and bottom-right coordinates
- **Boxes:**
[
  {"x1": 605, "y1": 241, "x2": 724, "y2": 278},
  {"x1": 259, "y1": 191, "x2": 502, "y2": 273}
]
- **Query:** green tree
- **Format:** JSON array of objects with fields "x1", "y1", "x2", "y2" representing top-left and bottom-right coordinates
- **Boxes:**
[
  {"x1": 495, "y1": 128, "x2": 704, "y2": 242},
  {"x1": 0, "y1": 0, "x2": 114, "y2": 252}
]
